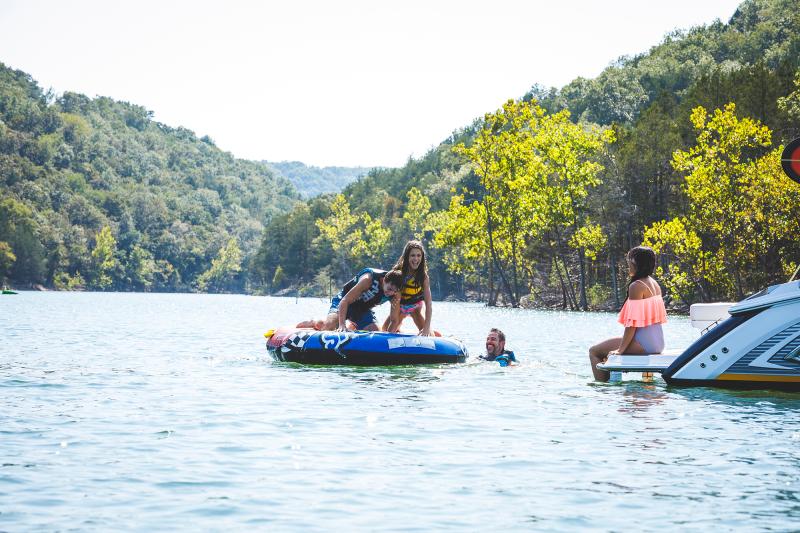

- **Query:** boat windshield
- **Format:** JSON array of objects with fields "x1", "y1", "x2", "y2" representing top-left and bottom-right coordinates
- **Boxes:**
[{"x1": 744, "y1": 285, "x2": 778, "y2": 301}]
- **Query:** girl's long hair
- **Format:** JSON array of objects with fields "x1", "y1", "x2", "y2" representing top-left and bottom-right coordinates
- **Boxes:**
[
  {"x1": 623, "y1": 246, "x2": 657, "y2": 303},
  {"x1": 392, "y1": 240, "x2": 427, "y2": 287}
]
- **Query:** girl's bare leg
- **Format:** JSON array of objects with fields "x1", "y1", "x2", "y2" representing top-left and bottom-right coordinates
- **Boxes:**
[
  {"x1": 410, "y1": 307, "x2": 425, "y2": 330},
  {"x1": 383, "y1": 315, "x2": 405, "y2": 332}
]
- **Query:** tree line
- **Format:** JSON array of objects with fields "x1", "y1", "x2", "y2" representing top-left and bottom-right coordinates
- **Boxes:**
[{"x1": 2, "y1": 0, "x2": 798, "y2": 309}]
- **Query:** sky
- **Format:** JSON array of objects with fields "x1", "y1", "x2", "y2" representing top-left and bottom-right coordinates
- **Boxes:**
[{"x1": 0, "y1": 0, "x2": 745, "y2": 168}]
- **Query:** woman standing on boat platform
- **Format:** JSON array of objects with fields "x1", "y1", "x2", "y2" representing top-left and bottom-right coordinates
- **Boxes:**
[{"x1": 589, "y1": 246, "x2": 668, "y2": 382}]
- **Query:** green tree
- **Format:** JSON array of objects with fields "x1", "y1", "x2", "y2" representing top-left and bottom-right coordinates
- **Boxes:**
[
  {"x1": 53, "y1": 271, "x2": 86, "y2": 291},
  {"x1": 445, "y1": 100, "x2": 613, "y2": 308},
  {"x1": 0, "y1": 198, "x2": 45, "y2": 283},
  {"x1": 431, "y1": 196, "x2": 494, "y2": 302},
  {"x1": 315, "y1": 194, "x2": 392, "y2": 280},
  {"x1": 531, "y1": 108, "x2": 615, "y2": 309},
  {"x1": 90, "y1": 226, "x2": 118, "y2": 290},
  {"x1": 402, "y1": 187, "x2": 432, "y2": 240},
  {"x1": 272, "y1": 265, "x2": 286, "y2": 289},
  {"x1": 452, "y1": 99, "x2": 545, "y2": 306},
  {"x1": 126, "y1": 245, "x2": 156, "y2": 291},
  {"x1": 777, "y1": 68, "x2": 800, "y2": 136},
  {"x1": 196, "y1": 238, "x2": 243, "y2": 292},
  {"x1": 645, "y1": 103, "x2": 800, "y2": 303},
  {"x1": 0, "y1": 241, "x2": 16, "y2": 282}
]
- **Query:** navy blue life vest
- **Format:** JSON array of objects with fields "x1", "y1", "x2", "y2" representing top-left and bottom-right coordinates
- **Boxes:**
[
  {"x1": 480, "y1": 349, "x2": 516, "y2": 366},
  {"x1": 339, "y1": 268, "x2": 390, "y2": 313}
]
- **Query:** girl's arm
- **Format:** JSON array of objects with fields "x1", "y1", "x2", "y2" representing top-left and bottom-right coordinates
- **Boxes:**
[
  {"x1": 386, "y1": 294, "x2": 402, "y2": 332},
  {"x1": 419, "y1": 275, "x2": 433, "y2": 336}
]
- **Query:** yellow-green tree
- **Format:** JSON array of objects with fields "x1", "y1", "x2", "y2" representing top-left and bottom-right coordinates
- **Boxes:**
[
  {"x1": 452, "y1": 100, "x2": 546, "y2": 306},
  {"x1": 445, "y1": 99, "x2": 612, "y2": 308},
  {"x1": 196, "y1": 238, "x2": 242, "y2": 292},
  {"x1": 315, "y1": 194, "x2": 391, "y2": 280},
  {"x1": 126, "y1": 245, "x2": 157, "y2": 291},
  {"x1": 90, "y1": 226, "x2": 118, "y2": 290},
  {"x1": 431, "y1": 196, "x2": 502, "y2": 303},
  {"x1": 643, "y1": 217, "x2": 727, "y2": 303},
  {"x1": 645, "y1": 103, "x2": 800, "y2": 302},
  {"x1": 402, "y1": 187, "x2": 432, "y2": 240},
  {"x1": 531, "y1": 109, "x2": 614, "y2": 309}
]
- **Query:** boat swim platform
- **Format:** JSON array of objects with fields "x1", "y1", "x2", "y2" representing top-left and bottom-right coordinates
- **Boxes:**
[{"x1": 596, "y1": 349, "x2": 682, "y2": 373}]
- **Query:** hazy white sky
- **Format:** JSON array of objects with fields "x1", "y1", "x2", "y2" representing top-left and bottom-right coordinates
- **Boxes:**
[{"x1": 0, "y1": 0, "x2": 743, "y2": 167}]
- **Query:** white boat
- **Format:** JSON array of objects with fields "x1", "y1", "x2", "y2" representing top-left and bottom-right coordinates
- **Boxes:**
[{"x1": 597, "y1": 280, "x2": 800, "y2": 390}]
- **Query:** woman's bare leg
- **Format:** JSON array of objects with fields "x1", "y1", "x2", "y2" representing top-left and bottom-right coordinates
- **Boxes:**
[
  {"x1": 410, "y1": 307, "x2": 425, "y2": 330},
  {"x1": 588, "y1": 337, "x2": 647, "y2": 381}
]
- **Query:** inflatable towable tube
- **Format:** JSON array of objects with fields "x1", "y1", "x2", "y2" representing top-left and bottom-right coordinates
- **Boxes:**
[{"x1": 265, "y1": 326, "x2": 468, "y2": 366}]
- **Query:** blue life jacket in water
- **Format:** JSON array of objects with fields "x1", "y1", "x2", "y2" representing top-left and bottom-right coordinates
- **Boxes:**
[{"x1": 480, "y1": 350, "x2": 517, "y2": 366}]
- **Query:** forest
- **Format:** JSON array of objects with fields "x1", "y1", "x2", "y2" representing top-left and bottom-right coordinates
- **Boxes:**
[
  {"x1": 0, "y1": 66, "x2": 297, "y2": 293},
  {"x1": 2, "y1": 0, "x2": 799, "y2": 309}
]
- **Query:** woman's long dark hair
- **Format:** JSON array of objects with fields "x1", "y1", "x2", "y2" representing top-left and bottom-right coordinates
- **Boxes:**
[
  {"x1": 623, "y1": 246, "x2": 656, "y2": 303},
  {"x1": 392, "y1": 240, "x2": 427, "y2": 287}
]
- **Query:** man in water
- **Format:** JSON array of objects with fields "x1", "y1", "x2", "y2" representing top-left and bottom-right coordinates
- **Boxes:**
[
  {"x1": 298, "y1": 268, "x2": 404, "y2": 332},
  {"x1": 479, "y1": 328, "x2": 517, "y2": 366}
]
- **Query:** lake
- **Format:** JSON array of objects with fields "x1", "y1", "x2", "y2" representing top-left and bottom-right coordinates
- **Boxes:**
[{"x1": 2, "y1": 292, "x2": 799, "y2": 530}]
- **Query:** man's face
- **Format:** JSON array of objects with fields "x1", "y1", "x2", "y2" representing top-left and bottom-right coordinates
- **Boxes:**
[
  {"x1": 383, "y1": 281, "x2": 400, "y2": 297},
  {"x1": 486, "y1": 332, "x2": 504, "y2": 356}
]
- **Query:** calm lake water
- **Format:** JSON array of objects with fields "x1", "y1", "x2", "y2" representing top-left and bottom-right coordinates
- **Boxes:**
[{"x1": 2, "y1": 292, "x2": 799, "y2": 531}]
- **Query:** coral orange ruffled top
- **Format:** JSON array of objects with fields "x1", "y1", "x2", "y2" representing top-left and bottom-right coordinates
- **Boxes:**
[{"x1": 618, "y1": 295, "x2": 668, "y2": 328}]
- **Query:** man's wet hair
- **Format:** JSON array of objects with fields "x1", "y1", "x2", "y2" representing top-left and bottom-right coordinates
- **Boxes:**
[{"x1": 489, "y1": 328, "x2": 505, "y2": 342}]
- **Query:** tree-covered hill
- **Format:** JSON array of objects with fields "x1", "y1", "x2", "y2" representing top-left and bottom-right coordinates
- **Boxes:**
[
  {"x1": 529, "y1": 0, "x2": 799, "y2": 128},
  {"x1": 265, "y1": 161, "x2": 372, "y2": 198},
  {"x1": 0, "y1": 62, "x2": 298, "y2": 291},
  {"x1": 253, "y1": 0, "x2": 800, "y2": 308}
]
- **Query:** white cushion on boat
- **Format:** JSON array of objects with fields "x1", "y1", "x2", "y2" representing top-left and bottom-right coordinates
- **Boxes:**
[{"x1": 690, "y1": 302, "x2": 734, "y2": 329}]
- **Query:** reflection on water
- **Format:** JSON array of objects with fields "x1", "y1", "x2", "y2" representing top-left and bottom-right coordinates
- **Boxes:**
[
  {"x1": 616, "y1": 382, "x2": 670, "y2": 414},
  {"x1": 671, "y1": 385, "x2": 800, "y2": 407},
  {"x1": 1, "y1": 292, "x2": 799, "y2": 530}
]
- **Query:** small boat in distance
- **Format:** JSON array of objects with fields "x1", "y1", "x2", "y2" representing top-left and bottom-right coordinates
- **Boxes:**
[
  {"x1": 2, "y1": 288, "x2": 17, "y2": 295},
  {"x1": 599, "y1": 280, "x2": 800, "y2": 391},
  {"x1": 265, "y1": 326, "x2": 468, "y2": 366}
]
